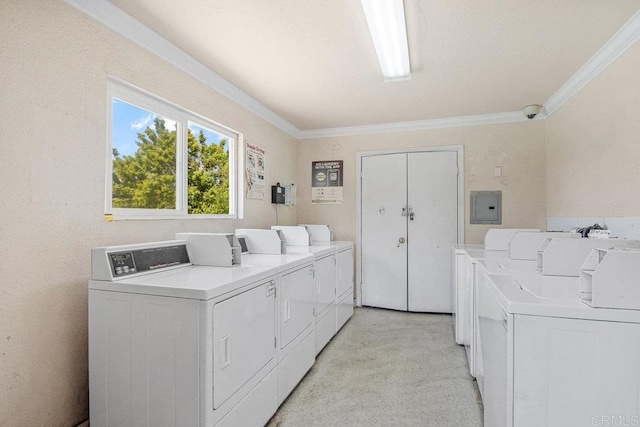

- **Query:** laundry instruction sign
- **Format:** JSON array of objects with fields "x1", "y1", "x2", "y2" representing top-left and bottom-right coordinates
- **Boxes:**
[
  {"x1": 246, "y1": 142, "x2": 266, "y2": 200},
  {"x1": 311, "y1": 160, "x2": 343, "y2": 204}
]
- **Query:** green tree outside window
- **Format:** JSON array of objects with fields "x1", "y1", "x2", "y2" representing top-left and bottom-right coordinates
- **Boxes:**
[{"x1": 112, "y1": 117, "x2": 229, "y2": 214}]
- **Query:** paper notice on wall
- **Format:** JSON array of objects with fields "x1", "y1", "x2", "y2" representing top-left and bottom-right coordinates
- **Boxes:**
[
  {"x1": 246, "y1": 142, "x2": 266, "y2": 200},
  {"x1": 311, "y1": 160, "x2": 343, "y2": 204}
]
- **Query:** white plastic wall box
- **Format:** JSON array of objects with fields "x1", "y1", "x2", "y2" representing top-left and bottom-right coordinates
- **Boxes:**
[
  {"x1": 580, "y1": 248, "x2": 640, "y2": 309},
  {"x1": 508, "y1": 231, "x2": 578, "y2": 260},
  {"x1": 88, "y1": 240, "x2": 280, "y2": 427},
  {"x1": 235, "y1": 228, "x2": 286, "y2": 254},
  {"x1": 271, "y1": 225, "x2": 310, "y2": 246},
  {"x1": 483, "y1": 229, "x2": 540, "y2": 251},
  {"x1": 299, "y1": 224, "x2": 333, "y2": 244},
  {"x1": 175, "y1": 232, "x2": 241, "y2": 266},
  {"x1": 537, "y1": 238, "x2": 640, "y2": 276},
  {"x1": 477, "y1": 269, "x2": 640, "y2": 427}
]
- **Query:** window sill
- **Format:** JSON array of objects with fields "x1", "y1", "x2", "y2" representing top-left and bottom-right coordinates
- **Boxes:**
[{"x1": 105, "y1": 213, "x2": 239, "y2": 221}]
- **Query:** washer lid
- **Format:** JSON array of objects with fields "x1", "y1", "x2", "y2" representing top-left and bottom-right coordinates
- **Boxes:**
[{"x1": 487, "y1": 273, "x2": 640, "y2": 323}]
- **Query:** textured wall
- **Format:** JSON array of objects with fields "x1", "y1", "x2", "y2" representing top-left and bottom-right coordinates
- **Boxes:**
[
  {"x1": 0, "y1": 1, "x2": 297, "y2": 425},
  {"x1": 546, "y1": 42, "x2": 640, "y2": 217},
  {"x1": 4, "y1": 1, "x2": 636, "y2": 425},
  {"x1": 296, "y1": 121, "x2": 547, "y2": 245}
]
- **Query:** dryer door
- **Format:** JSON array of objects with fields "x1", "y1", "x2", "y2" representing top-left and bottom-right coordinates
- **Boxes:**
[
  {"x1": 280, "y1": 264, "x2": 315, "y2": 352},
  {"x1": 336, "y1": 248, "x2": 353, "y2": 299},
  {"x1": 212, "y1": 279, "x2": 276, "y2": 409},
  {"x1": 315, "y1": 254, "x2": 336, "y2": 317}
]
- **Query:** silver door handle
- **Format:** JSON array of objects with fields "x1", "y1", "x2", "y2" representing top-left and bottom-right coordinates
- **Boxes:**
[{"x1": 397, "y1": 237, "x2": 406, "y2": 247}]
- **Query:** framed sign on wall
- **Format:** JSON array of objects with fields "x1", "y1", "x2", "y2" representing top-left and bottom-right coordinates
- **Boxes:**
[{"x1": 312, "y1": 160, "x2": 343, "y2": 204}]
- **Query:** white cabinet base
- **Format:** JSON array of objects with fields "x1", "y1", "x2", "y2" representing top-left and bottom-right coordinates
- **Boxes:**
[
  {"x1": 336, "y1": 293, "x2": 354, "y2": 332},
  {"x1": 315, "y1": 305, "x2": 336, "y2": 355},
  {"x1": 216, "y1": 368, "x2": 278, "y2": 427},
  {"x1": 89, "y1": 291, "x2": 201, "y2": 427},
  {"x1": 278, "y1": 329, "x2": 315, "y2": 404},
  {"x1": 514, "y1": 314, "x2": 640, "y2": 427}
]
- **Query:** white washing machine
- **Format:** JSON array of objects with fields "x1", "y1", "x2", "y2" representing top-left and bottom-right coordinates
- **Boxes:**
[
  {"x1": 476, "y1": 269, "x2": 640, "y2": 427},
  {"x1": 454, "y1": 244, "x2": 510, "y2": 378},
  {"x1": 455, "y1": 240, "x2": 540, "y2": 381},
  {"x1": 89, "y1": 240, "x2": 280, "y2": 427}
]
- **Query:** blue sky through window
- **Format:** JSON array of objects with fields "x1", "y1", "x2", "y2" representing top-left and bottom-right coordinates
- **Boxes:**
[
  {"x1": 188, "y1": 122, "x2": 230, "y2": 153},
  {"x1": 112, "y1": 99, "x2": 230, "y2": 157}
]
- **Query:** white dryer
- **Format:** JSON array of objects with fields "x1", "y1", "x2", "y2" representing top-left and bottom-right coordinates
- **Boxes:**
[
  {"x1": 286, "y1": 241, "x2": 354, "y2": 349},
  {"x1": 89, "y1": 240, "x2": 279, "y2": 427},
  {"x1": 240, "y1": 251, "x2": 316, "y2": 404},
  {"x1": 286, "y1": 244, "x2": 337, "y2": 354},
  {"x1": 330, "y1": 241, "x2": 355, "y2": 333}
]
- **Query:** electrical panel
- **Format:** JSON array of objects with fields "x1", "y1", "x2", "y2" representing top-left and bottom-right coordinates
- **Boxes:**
[{"x1": 470, "y1": 191, "x2": 502, "y2": 224}]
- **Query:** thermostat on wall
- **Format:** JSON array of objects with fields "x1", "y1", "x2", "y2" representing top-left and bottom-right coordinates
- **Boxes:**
[{"x1": 470, "y1": 191, "x2": 502, "y2": 224}]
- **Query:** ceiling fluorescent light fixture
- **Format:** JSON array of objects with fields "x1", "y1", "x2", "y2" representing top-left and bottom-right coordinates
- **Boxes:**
[{"x1": 361, "y1": 0, "x2": 411, "y2": 82}]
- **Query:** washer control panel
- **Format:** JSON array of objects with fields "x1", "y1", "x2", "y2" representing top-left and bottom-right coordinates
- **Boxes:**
[
  {"x1": 109, "y1": 252, "x2": 137, "y2": 277},
  {"x1": 105, "y1": 244, "x2": 190, "y2": 278}
]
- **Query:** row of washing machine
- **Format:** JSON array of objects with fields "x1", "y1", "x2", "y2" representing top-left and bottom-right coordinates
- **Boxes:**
[
  {"x1": 453, "y1": 229, "x2": 640, "y2": 427},
  {"x1": 88, "y1": 225, "x2": 353, "y2": 427}
]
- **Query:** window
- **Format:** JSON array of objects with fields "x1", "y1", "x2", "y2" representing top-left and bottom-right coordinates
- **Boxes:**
[{"x1": 106, "y1": 79, "x2": 240, "y2": 219}]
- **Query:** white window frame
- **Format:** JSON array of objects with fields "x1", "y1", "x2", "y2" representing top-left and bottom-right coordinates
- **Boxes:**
[{"x1": 106, "y1": 78, "x2": 243, "y2": 220}]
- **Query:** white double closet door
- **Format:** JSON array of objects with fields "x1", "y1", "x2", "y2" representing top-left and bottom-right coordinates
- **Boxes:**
[{"x1": 361, "y1": 150, "x2": 459, "y2": 312}]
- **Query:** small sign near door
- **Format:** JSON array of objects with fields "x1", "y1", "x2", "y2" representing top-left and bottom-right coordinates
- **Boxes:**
[{"x1": 311, "y1": 160, "x2": 343, "y2": 204}]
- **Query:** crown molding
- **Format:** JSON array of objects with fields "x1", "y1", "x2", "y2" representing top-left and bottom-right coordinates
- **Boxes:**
[
  {"x1": 297, "y1": 111, "x2": 545, "y2": 139},
  {"x1": 544, "y1": 9, "x2": 640, "y2": 116},
  {"x1": 64, "y1": 0, "x2": 301, "y2": 138},
  {"x1": 66, "y1": 0, "x2": 639, "y2": 140},
  {"x1": 300, "y1": 9, "x2": 640, "y2": 139}
]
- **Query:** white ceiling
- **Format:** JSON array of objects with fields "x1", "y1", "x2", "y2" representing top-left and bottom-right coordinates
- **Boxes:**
[{"x1": 108, "y1": 0, "x2": 640, "y2": 131}]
